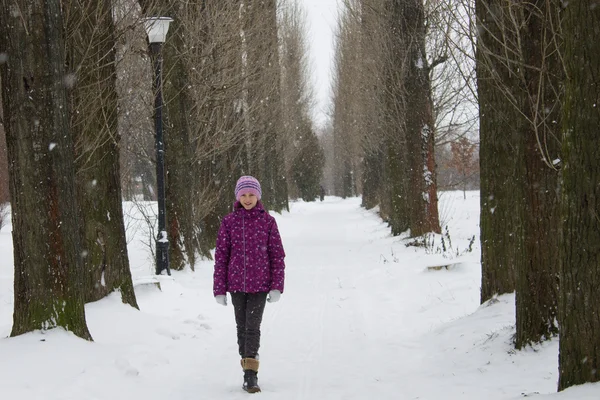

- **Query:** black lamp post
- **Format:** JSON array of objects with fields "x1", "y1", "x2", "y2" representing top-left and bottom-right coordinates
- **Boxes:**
[{"x1": 144, "y1": 17, "x2": 173, "y2": 276}]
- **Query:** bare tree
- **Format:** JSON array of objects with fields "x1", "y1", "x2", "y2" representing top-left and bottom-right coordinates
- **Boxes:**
[
  {"x1": 240, "y1": 0, "x2": 288, "y2": 211},
  {"x1": 280, "y1": 0, "x2": 323, "y2": 201},
  {"x1": 449, "y1": 137, "x2": 478, "y2": 198},
  {"x1": 189, "y1": 0, "x2": 247, "y2": 257},
  {"x1": 331, "y1": 0, "x2": 364, "y2": 199},
  {"x1": 428, "y1": 0, "x2": 479, "y2": 147},
  {"x1": 132, "y1": 0, "x2": 293, "y2": 262},
  {"x1": 427, "y1": 0, "x2": 480, "y2": 194},
  {"x1": 65, "y1": 0, "x2": 139, "y2": 307},
  {"x1": 332, "y1": 0, "x2": 441, "y2": 236},
  {"x1": 114, "y1": 0, "x2": 155, "y2": 202},
  {"x1": 475, "y1": 0, "x2": 562, "y2": 347}
]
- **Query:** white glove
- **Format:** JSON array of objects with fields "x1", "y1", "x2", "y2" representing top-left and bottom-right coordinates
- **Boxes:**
[
  {"x1": 267, "y1": 290, "x2": 281, "y2": 303},
  {"x1": 215, "y1": 294, "x2": 227, "y2": 306}
]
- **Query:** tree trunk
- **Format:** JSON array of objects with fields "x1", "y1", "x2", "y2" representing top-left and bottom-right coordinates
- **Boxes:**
[
  {"x1": 558, "y1": 0, "x2": 600, "y2": 390},
  {"x1": 361, "y1": 150, "x2": 382, "y2": 210},
  {"x1": 0, "y1": 0, "x2": 91, "y2": 339},
  {"x1": 65, "y1": 0, "x2": 138, "y2": 308},
  {"x1": 342, "y1": 162, "x2": 354, "y2": 198},
  {"x1": 399, "y1": 0, "x2": 441, "y2": 236},
  {"x1": 384, "y1": 138, "x2": 410, "y2": 235},
  {"x1": 515, "y1": 0, "x2": 561, "y2": 348},
  {"x1": 476, "y1": 0, "x2": 561, "y2": 344},
  {"x1": 0, "y1": 106, "x2": 8, "y2": 203},
  {"x1": 476, "y1": 0, "x2": 519, "y2": 303},
  {"x1": 379, "y1": 1, "x2": 412, "y2": 235},
  {"x1": 162, "y1": 17, "x2": 196, "y2": 271}
]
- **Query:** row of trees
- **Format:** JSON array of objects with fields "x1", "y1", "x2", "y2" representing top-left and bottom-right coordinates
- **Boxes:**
[
  {"x1": 329, "y1": 0, "x2": 599, "y2": 393},
  {"x1": 329, "y1": 0, "x2": 480, "y2": 237},
  {"x1": 475, "y1": 0, "x2": 599, "y2": 391},
  {"x1": 0, "y1": 0, "x2": 323, "y2": 340}
]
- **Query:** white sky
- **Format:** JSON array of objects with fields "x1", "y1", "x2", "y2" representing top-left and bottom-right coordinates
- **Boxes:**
[{"x1": 299, "y1": 0, "x2": 340, "y2": 129}]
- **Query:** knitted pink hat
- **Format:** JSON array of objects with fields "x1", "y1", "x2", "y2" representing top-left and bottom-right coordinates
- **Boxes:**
[{"x1": 235, "y1": 176, "x2": 262, "y2": 201}]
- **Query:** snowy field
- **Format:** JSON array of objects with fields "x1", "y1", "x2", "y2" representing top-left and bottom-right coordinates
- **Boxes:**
[{"x1": 0, "y1": 191, "x2": 598, "y2": 399}]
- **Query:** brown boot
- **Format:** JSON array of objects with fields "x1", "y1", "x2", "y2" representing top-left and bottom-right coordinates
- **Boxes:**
[{"x1": 241, "y1": 358, "x2": 260, "y2": 393}]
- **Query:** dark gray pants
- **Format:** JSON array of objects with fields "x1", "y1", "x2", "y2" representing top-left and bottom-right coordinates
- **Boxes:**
[{"x1": 231, "y1": 292, "x2": 268, "y2": 359}]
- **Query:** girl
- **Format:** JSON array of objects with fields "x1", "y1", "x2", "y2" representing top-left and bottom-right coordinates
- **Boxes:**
[{"x1": 213, "y1": 175, "x2": 286, "y2": 393}]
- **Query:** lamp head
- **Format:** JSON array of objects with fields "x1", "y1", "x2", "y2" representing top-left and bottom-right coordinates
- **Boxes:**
[{"x1": 144, "y1": 17, "x2": 173, "y2": 43}]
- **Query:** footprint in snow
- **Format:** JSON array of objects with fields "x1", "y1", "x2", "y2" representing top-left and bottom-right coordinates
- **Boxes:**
[
  {"x1": 115, "y1": 358, "x2": 140, "y2": 377},
  {"x1": 155, "y1": 327, "x2": 181, "y2": 340}
]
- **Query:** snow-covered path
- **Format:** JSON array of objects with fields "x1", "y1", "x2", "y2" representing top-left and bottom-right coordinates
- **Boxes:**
[
  {"x1": 2, "y1": 193, "x2": 598, "y2": 399},
  {"x1": 257, "y1": 197, "x2": 482, "y2": 398}
]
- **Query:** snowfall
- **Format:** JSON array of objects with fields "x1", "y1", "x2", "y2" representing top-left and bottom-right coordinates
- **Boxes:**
[{"x1": 0, "y1": 191, "x2": 599, "y2": 400}]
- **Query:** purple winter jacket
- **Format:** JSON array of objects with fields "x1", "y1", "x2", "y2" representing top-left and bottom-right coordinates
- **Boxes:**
[{"x1": 213, "y1": 201, "x2": 286, "y2": 296}]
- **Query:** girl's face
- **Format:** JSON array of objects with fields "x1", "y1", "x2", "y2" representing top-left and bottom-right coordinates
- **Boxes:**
[{"x1": 239, "y1": 193, "x2": 258, "y2": 210}]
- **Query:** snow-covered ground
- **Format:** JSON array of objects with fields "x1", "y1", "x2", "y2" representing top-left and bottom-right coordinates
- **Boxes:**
[{"x1": 0, "y1": 191, "x2": 598, "y2": 399}]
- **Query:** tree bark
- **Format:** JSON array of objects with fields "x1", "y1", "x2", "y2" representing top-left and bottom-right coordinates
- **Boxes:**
[
  {"x1": 558, "y1": 0, "x2": 600, "y2": 390},
  {"x1": 515, "y1": 0, "x2": 561, "y2": 348},
  {"x1": 476, "y1": 0, "x2": 519, "y2": 303},
  {"x1": 384, "y1": 138, "x2": 410, "y2": 235},
  {"x1": 0, "y1": 107, "x2": 8, "y2": 203},
  {"x1": 0, "y1": 0, "x2": 91, "y2": 339}
]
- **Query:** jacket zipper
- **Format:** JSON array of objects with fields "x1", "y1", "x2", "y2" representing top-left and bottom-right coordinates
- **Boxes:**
[{"x1": 242, "y1": 212, "x2": 246, "y2": 292}]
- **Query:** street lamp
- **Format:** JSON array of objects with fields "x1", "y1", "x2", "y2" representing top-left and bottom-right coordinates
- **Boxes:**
[{"x1": 144, "y1": 17, "x2": 173, "y2": 276}]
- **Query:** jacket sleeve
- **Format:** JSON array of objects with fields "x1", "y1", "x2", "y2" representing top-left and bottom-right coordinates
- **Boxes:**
[
  {"x1": 213, "y1": 218, "x2": 230, "y2": 296},
  {"x1": 267, "y1": 218, "x2": 286, "y2": 293}
]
